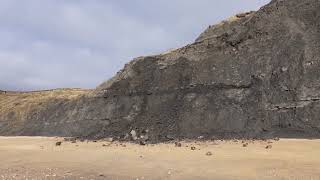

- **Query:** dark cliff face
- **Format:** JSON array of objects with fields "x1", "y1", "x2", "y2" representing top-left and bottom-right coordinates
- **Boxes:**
[{"x1": 1, "y1": 0, "x2": 320, "y2": 142}]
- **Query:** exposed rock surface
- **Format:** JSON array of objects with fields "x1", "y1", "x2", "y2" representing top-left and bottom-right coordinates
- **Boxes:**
[{"x1": 0, "y1": 0, "x2": 320, "y2": 142}]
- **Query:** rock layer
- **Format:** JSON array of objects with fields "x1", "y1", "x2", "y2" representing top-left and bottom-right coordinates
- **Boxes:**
[{"x1": 1, "y1": 0, "x2": 320, "y2": 142}]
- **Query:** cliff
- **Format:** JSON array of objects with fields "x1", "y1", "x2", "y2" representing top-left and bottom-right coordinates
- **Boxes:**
[{"x1": 1, "y1": 0, "x2": 320, "y2": 142}]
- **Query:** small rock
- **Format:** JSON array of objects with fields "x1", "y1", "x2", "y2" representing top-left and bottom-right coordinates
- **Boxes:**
[
  {"x1": 273, "y1": 137, "x2": 280, "y2": 141},
  {"x1": 265, "y1": 145, "x2": 272, "y2": 149},
  {"x1": 141, "y1": 129, "x2": 149, "y2": 134},
  {"x1": 71, "y1": 140, "x2": 76, "y2": 143},
  {"x1": 198, "y1": 136, "x2": 204, "y2": 139},
  {"x1": 130, "y1": 130, "x2": 138, "y2": 140},
  {"x1": 139, "y1": 141, "x2": 146, "y2": 146},
  {"x1": 166, "y1": 135, "x2": 175, "y2": 140},
  {"x1": 175, "y1": 142, "x2": 182, "y2": 147},
  {"x1": 206, "y1": 151, "x2": 213, "y2": 156},
  {"x1": 242, "y1": 143, "x2": 248, "y2": 147},
  {"x1": 106, "y1": 137, "x2": 114, "y2": 142},
  {"x1": 55, "y1": 142, "x2": 62, "y2": 146},
  {"x1": 64, "y1": 137, "x2": 78, "y2": 142},
  {"x1": 191, "y1": 146, "x2": 196, "y2": 150},
  {"x1": 124, "y1": 134, "x2": 130, "y2": 140}
]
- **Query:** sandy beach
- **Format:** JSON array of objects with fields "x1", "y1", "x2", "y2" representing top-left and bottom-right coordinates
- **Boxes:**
[{"x1": 0, "y1": 137, "x2": 320, "y2": 180}]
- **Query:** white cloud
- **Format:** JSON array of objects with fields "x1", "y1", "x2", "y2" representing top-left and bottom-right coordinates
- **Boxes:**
[{"x1": 0, "y1": 0, "x2": 271, "y2": 90}]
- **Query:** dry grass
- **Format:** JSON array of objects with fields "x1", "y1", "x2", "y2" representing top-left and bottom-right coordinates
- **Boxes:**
[{"x1": 0, "y1": 88, "x2": 90, "y2": 122}]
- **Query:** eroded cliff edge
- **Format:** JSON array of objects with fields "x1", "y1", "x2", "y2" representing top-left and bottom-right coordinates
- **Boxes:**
[{"x1": 1, "y1": 0, "x2": 320, "y2": 142}]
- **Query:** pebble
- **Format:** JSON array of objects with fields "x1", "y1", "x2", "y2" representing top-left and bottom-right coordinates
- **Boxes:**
[
  {"x1": 139, "y1": 141, "x2": 146, "y2": 146},
  {"x1": 265, "y1": 145, "x2": 272, "y2": 149},
  {"x1": 273, "y1": 137, "x2": 280, "y2": 141},
  {"x1": 130, "y1": 130, "x2": 138, "y2": 140},
  {"x1": 106, "y1": 137, "x2": 114, "y2": 142}
]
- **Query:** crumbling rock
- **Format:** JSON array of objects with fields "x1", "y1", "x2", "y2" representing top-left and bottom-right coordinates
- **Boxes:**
[{"x1": 0, "y1": 0, "x2": 320, "y2": 142}]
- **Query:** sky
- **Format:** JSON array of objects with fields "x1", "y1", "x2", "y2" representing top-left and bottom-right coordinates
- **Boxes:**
[{"x1": 0, "y1": 0, "x2": 271, "y2": 91}]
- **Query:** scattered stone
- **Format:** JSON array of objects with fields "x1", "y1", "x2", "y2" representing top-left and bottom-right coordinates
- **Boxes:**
[
  {"x1": 64, "y1": 137, "x2": 77, "y2": 142},
  {"x1": 166, "y1": 135, "x2": 175, "y2": 140},
  {"x1": 198, "y1": 136, "x2": 204, "y2": 139},
  {"x1": 143, "y1": 134, "x2": 149, "y2": 140},
  {"x1": 55, "y1": 142, "x2": 62, "y2": 146},
  {"x1": 130, "y1": 130, "x2": 138, "y2": 140},
  {"x1": 175, "y1": 142, "x2": 182, "y2": 147},
  {"x1": 274, "y1": 137, "x2": 280, "y2": 141},
  {"x1": 141, "y1": 129, "x2": 149, "y2": 134},
  {"x1": 242, "y1": 143, "x2": 248, "y2": 147},
  {"x1": 206, "y1": 151, "x2": 213, "y2": 156},
  {"x1": 210, "y1": 136, "x2": 217, "y2": 141},
  {"x1": 191, "y1": 146, "x2": 196, "y2": 150},
  {"x1": 122, "y1": 133, "x2": 129, "y2": 139},
  {"x1": 265, "y1": 145, "x2": 272, "y2": 149},
  {"x1": 139, "y1": 141, "x2": 146, "y2": 146},
  {"x1": 105, "y1": 137, "x2": 114, "y2": 142}
]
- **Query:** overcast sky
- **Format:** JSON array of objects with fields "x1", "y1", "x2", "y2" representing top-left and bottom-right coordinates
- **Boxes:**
[{"x1": 0, "y1": 0, "x2": 271, "y2": 91}]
